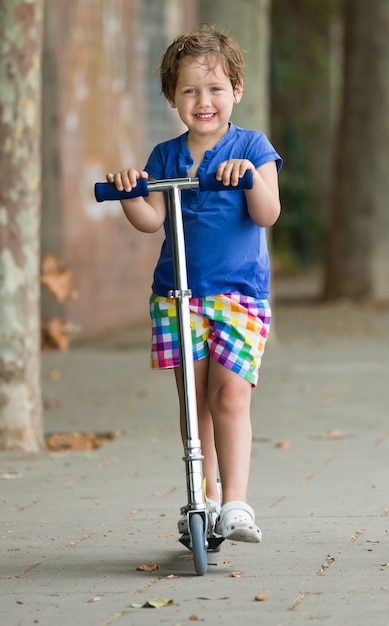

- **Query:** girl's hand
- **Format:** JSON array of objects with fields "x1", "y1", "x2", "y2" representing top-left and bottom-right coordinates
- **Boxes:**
[
  {"x1": 105, "y1": 168, "x2": 165, "y2": 233},
  {"x1": 215, "y1": 159, "x2": 255, "y2": 187},
  {"x1": 106, "y1": 168, "x2": 148, "y2": 192}
]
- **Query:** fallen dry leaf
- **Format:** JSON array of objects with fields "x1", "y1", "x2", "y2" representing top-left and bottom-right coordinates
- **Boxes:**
[
  {"x1": 316, "y1": 554, "x2": 336, "y2": 576},
  {"x1": 42, "y1": 318, "x2": 70, "y2": 352},
  {"x1": 41, "y1": 253, "x2": 78, "y2": 302},
  {"x1": 46, "y1": 431, "x2": 121, "y2": 451},
  {"x1": 43, "y1": 399, "x2": 61, "y2": 410},
  {"x1": 231, "y1": 571, "x2": 243, "y2": 578},
  {"x1": 275, "y1": 440, "x2": 291, "y2": 449},
  {"x1": 130, "y1": 598, "x2": 173, "y2": 609},
  {"x1": 136, "y1": 563, "x2": 160, "y2": 572},
  {"x1": 255, "y1": 594, "x2": 268, "y2": 601},
  {"x1": 288, "y1": 591, "x2": 309, "y2": 610}
]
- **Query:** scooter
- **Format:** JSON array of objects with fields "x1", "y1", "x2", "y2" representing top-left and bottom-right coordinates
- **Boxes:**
[{"x1": 95, "y1": 170, "x2": 252, "y2": 575}]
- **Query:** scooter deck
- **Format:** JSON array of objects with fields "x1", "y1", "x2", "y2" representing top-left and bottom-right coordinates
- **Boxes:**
[{"x1": 179, "y1": 534, "x2": 225, "y2": 552}]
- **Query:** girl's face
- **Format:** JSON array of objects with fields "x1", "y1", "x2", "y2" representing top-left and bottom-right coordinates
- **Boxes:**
[{"x1": 170, "y1": 56, "x2": 243, "y2": 142}]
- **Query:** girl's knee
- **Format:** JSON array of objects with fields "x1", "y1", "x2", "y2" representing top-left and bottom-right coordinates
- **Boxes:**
[{"x1": 209, "y1": 372, "x2": 251, "y2": 416}]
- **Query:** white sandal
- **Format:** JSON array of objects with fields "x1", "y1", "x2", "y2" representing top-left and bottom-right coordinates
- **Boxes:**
[{"x1": 215, "y1": 501, "x2": 262, "y2": 543}]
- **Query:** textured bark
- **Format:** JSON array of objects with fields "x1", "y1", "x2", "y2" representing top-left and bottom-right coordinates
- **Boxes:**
[
  {"x1": 324, "y1": 0, "x2": 389, "y2": 300},
  {"x1": 0, "y1": 0, "x2": 44, "y2": 451}
]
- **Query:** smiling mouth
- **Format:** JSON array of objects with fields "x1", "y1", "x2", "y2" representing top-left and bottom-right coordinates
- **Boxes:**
[{"x1": 195, "y1": 113, "x2": 216, "y2": 120}]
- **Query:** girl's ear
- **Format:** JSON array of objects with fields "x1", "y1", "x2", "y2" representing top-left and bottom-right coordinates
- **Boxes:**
[{"x1": 234, "y1": 81, "x2": 244, "y2": 104}]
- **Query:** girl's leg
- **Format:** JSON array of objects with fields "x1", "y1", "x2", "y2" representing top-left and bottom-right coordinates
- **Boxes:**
[
  {"x1": 207, "y1": 358, "x2": 253, "y2": 505},
  {"x1": 174, "y1": 357, "x2": 220, "y2": 503}
]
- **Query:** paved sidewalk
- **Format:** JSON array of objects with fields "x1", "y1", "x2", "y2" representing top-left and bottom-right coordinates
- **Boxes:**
[{"x1": 1, "y1": 289, "x2": 389, "y2": 626}]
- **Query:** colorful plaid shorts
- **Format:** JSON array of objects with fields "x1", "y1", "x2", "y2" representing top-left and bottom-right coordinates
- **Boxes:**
[{"x1": 149, "y1": 292, "x2": 271, "y2": 386}]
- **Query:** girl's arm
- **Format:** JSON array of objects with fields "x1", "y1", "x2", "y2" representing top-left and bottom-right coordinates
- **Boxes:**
[
  {"x1": 106, "y1": 169, "x2": 166, "y2": 233},
  {"x1": 215, "y1": 159, "x2": 281, "y2": 227}
]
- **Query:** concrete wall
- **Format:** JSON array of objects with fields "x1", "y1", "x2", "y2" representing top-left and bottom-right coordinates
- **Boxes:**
[{"x1": 41, "y1": 0, "x2": 196, "y2": 339}]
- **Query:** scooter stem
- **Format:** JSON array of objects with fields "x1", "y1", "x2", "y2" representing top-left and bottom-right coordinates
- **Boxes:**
[{"x1": 167, "y1": 185, "x2": 206, "y2": 510}]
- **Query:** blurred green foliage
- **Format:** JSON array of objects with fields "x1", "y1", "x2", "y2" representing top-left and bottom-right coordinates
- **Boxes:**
[{"x1": 270, "y1": 0, "x2": 343, "y2": 271}]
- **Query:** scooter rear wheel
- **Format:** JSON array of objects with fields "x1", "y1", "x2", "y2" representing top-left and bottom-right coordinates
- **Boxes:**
[{"x1": 189, "y1": 513, "x2": 207, "y2": 576}]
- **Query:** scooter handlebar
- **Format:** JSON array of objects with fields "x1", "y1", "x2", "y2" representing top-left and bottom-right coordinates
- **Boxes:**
[
  {"x1": 94, "y1": 178, "x2": 149, "y2": 202},
  {"x1": 94, "y1": 169, "x2": 253, "y2": 202},
  {"x1": 198, "y1": 170, "x2": 253, "y2": 192}
]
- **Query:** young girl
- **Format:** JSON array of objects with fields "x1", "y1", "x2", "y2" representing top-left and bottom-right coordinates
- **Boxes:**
[{"x1": 107, "y1": 24, "x2": 282, "y2": 543}]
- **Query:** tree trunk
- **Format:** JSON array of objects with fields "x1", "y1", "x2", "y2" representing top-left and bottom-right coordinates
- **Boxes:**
[
  {"x1": 0, "y1": 0, "x2": 44, "y2": 451},
  {"x1": 324, "y1": 0, "x2": 389, "y2": 301}
]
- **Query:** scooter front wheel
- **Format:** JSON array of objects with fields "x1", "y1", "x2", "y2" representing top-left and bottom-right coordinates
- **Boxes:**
[{"x1": 189, "y1": 513, "x2": 207, "y2": 576}]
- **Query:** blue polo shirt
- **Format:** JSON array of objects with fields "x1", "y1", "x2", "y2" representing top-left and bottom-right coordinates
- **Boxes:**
[{"x1": 145, "y1": 123, "x2": 282, "y2": 299}]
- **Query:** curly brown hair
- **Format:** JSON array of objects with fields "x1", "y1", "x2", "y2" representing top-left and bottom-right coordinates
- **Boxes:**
[{"x1": 159, "y1": 24, "x2": 244, "y2": 103}]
